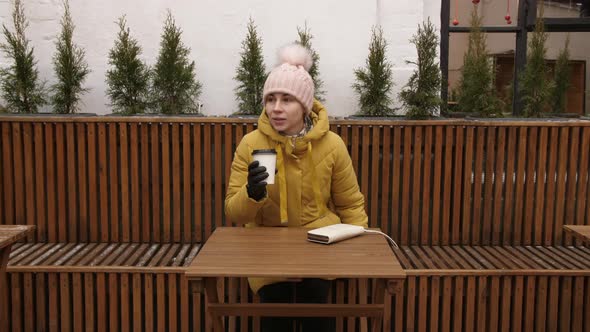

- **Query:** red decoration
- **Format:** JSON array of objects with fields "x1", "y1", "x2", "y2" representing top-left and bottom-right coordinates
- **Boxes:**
[
  {"x1": 472, "y1": 0, "x2": 480, "y2": 3},
  {"x1": 453, "y1": 18, "x2": 459, "y2": 26},
  {"x1": 505, "y1": 14, "x2": 511, "y2": 21},
  {"x1": 507, "y1": 20, "x2": 512, "y2": 24}
]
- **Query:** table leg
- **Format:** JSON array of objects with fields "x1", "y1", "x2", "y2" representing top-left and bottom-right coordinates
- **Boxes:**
[
  {"x1": 1, "y1": 246, "x2": 11, "y2": 332},
  {"x1": 371, "y1": 278, "x2": 385, "y2": 332},
  {"x1": 205, "y1": 277, "x2": 225, "y2": 332}
]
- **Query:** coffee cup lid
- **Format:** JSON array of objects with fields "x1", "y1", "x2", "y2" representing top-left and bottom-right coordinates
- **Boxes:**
[{"x1": 252, "y1": 149, "x2": 276, "y2": 155}]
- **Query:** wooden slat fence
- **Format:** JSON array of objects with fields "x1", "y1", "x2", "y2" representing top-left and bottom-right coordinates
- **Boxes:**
[{"x1": 1, "y1": 117, "x2": 589, "y2": 245}]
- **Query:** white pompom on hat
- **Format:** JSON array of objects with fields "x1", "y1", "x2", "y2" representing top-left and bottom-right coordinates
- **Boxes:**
[{"x1": 263, "y1": 43, "x2": 315, "y2": 113}]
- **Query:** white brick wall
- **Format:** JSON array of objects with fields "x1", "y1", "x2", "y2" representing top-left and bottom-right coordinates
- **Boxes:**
[{"x1": 0, "y1": 0, "x2": 441, "y2": 116}]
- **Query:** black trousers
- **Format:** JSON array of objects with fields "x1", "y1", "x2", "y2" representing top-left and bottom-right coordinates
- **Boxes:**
[{"x1": 258, "y1": 279, "x2": 335, "y2": 332}]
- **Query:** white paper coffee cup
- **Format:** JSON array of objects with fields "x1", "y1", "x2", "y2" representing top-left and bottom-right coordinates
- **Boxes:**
[{"x1": 252, "y1": 149, "x2": 277, "y2": 184}]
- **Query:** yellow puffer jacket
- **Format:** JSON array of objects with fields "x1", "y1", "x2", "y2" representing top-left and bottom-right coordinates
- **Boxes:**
[{"x1": 224, "y1": 100, "x2": 368, "y2": 293}]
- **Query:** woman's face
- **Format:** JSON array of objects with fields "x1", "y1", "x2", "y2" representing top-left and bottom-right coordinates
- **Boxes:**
[{"x1": 265, "y1": 93, "x2": 305, "y2": 135}]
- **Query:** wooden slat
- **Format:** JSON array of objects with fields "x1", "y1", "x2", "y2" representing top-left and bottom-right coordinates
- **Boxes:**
[
  {"x1": 511, "y1": 276, "x2": 524, "y2": 332},
  {"x1": 545, "y1": 127, "x2": 559, "y2": 245},
  {"x1": 492, "y1": 127, "x2": 506, "y2": 245},
  {"x1": 401, "y1": 127, "x2": 411, "y2": 244},
  {"x1": 452, "y1": 277, "x2": 463, "y2": 331},
  {"x1": 534, "y1": 127, "x2": 548, "y2": 245},
  {"x1": 120, "y1": 123, "x2": 131, "y2": 243},
  {"x1": 76, "y1": 123, "x2": 88, "y2": 242},
  {"x1": 96, "y1": 273, "x2": 107, "y2": 332},
  {"x1": 381, "y1": 126, "x2": 392, "y2": 238},
  {"x1": 193, "y1": 124, "x2": 202, "y2": 242},
  {"x1": 172, "y1": 123, "x2": 182, "y2": 242},
  {"x1": 23, "y1": 273, "x2": 33, "y2": 331},
  {"x1": 524, "y1": 276, "x2": 536, "y2": 331},
  {"x1": 98, "y1": 123, "x2": 109, "y2": 242},
  {"x1": 462, "y1": 127, "x2": 474, "y2": 245},
  {"x1": 145, "y1": 274, "x2": 154, "y2": 332},
  {"x1": 141, "y1": 123, "x2": 151, "y2": 242},
  {"x1": 391, "y1": 127, "x2": 402, "y2": 244},
  {"x1": 536, "y1": 276, "x2": 548, "y2": 332},
  {"x1": 513, "y1": 127, "x2": 528, "y2": 245},
  {"x1": 565, "y1": 128, "x2": 580, "y2": 246},
  {"x1": 559, "y1": 277, "x2": 573, "y2": 331},
  {"x1": 184, "y1": 124, "x2": 193, "y2": 242},
  {"x1": 1, "y1": 123, "x2": 15, "y2": 226},
  {"x1": 151, "y1": 124, "x2": 161, "y2": 243},
  {"x1": 87, "y1": 123, "x2": 98, "y2": 242},
  {"x1": 372, "y1": 126, "x2": 381, "y2": 230},
  {"x1": 431, "y1": 126, "x2": 443, "y2": 245},
  {"x1": 554, "y1": 128, "x2": 570, "y2": 244},
  {"x1": 575, "y1": 128, "x2": 590, "y2": 234},
  {"x1": 22, "y1": 123, "x2": 36, "y2": 242},
  {"x1": 72, "y1": 273, "x2": 83, "y2": 331},
  {"x1": 133, "y1": 273, "x2": 142, "y2": 332},
  {"x1": 55, "y1": 124, "x2": 67, "y2": 242},
  {"x1": 12, "y1": 123, "x2": 25, "y2": 228},
  {"x1": 65, "y1": 123, "x2": 77, "y2": 242},
  {"x1": 503, "y1": 127, "x2": 517, "y2": 244},
  {"x1": 523, "y1": 127, "x2": 538, "y2": 245},
  {"x1": 130, "y1": 123, "x2": 140, "y2": 243},
  {"x1": 161, "y1": 124, "x2": 171, "y2": 242},
  {"x1": 108, "y1": 123, "x2": 120, "y2": 242},
  {"x1": 483, "y1": 127, "x2": 496, "y2": 245},
  {"x1": 441, "y1": 127, "x2": 453, "y2": 245},
  {"x1": 157, "y1": 274, "x2": 166, "y2": 331},
  {"x1": 59, "y1": 273, "x2": 71, "y2": 332},
  {"x1": 471, "y1": 127, "x2": 485, "y2": 245},
  {"x1": 417, "y1": 276, "x2": 427, "y2": 332},
  {"x1": 451, "y1": 126, "x2": 463, "y2": 245},
  {"x1": 214, "y1": 124, "x2": 224, "y2": 231},
  {"x1": 203, "y1": 124, "x2": 212, "y2": 240},
  {"x1": 464, "y1": 276, "x2": 476, "y2": 331},
  {"x1": 120, "y1": 273, "x2": 130, "y2": 331},
  {"x1": 420, "y1": 126, "x2": 432, "y2": 245}
]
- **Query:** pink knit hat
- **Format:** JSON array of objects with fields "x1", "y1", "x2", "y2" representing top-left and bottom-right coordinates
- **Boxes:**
[{"x1": 263, "y1": 44, "x2": 315, "y2": 113}]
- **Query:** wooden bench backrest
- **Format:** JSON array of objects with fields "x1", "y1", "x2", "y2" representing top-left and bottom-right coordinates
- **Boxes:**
[{"x1": 1, "y1": 117, "x2": 589, "y2": 245}]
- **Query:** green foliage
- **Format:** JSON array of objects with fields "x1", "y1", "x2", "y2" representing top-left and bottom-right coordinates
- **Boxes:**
[
  {"x1": 0, "y1": 0, "x2": 46, "y2": 113},
  {"x1": 52, "y1": 0, "x2": 90, "y2": 114},
  {"x1": 352, "y1": 26, "x2": 395, "y2": 117},
  {"x1": 105, "y1": 16, "x2": 150, "y2": 115},
  {"x1": 456, "y1": 8, "x2": 501, "y2": 117},
  {"x1": 296, "y1": 23, "x2": 325, "y2": 102},
  {"x1": 520, "y1": 7, "x2": 553, "y2": 117},
  {"x1": 399, "y1": 18, "x2": 442, "y2": 119},
  {"x1": 550, "y1": 35, "x2": 571, "y2": 114},
  {"x1": 233, "y1": 18, "x2": 266, "y2": 115},
  {"x1": 151, "y1": 11, "x2": 202, "y2": 114}
]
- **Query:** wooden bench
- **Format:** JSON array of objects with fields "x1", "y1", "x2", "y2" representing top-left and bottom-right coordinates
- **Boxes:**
[
  {"x1": 6, "y1": 242, "x2": 201, "y2": 331},
  {"x1": 393, "y1": 245, "x2": 590, "y2": 331},
  {"x1": 1, "y1": 116, "x2": 590, "y2": 331}
]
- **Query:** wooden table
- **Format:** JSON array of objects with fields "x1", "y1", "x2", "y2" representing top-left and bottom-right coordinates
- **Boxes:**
[
  {"x1": 186, "y1": 227, "x2": 405, "y2": 332},
  {"x1": 0, "y1": 225, "x2": 36, "y2": 332},
  {"x1": 563, "y1": 225, "x2": 590, "y2": 245}
]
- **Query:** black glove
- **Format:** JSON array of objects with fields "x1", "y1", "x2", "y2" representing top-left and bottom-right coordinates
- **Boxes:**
[{"x1": 247, "y1": 160, "x2": 268, "y2": 201}]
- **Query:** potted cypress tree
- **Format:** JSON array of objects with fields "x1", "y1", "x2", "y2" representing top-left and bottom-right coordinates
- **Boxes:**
[
  {"x1": 549, "y1": 36, "x2": 577, "y2": 117},
  {"x1": 0, "y1": 0, "x2": 46, "y2": 114},
  {"x1": 296, "y1": 23, "x2": 325, "y2": 102},
  {"x1": 351, "y1": 26, "x2": 396, "y2": 118},
  {"x1": 105, "y1": 16, "x2": 150, "y2": 115},
  {"x1": 233, "y1": 18, "x2": 266, "y2": 117},
  {"x1": 51, "y1": 0, "x2": 91, "y2": 115},
  {"x1": 519, "y1": 7, "x2": 554, "y2": 118},
  {"x1": 455, "y1": 8, "x2": 502, "y2": 118},
  {"x1": 151, "y1": 10, "x2": 202, "y2": 115},
  {"x1": 398, "y1": 18, "x2": 442, "y2": 119}
]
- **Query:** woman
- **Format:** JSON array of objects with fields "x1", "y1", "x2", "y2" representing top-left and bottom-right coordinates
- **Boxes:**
[{"x1": 225, "y1": 43, "x2": 368, "y2": 332}]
